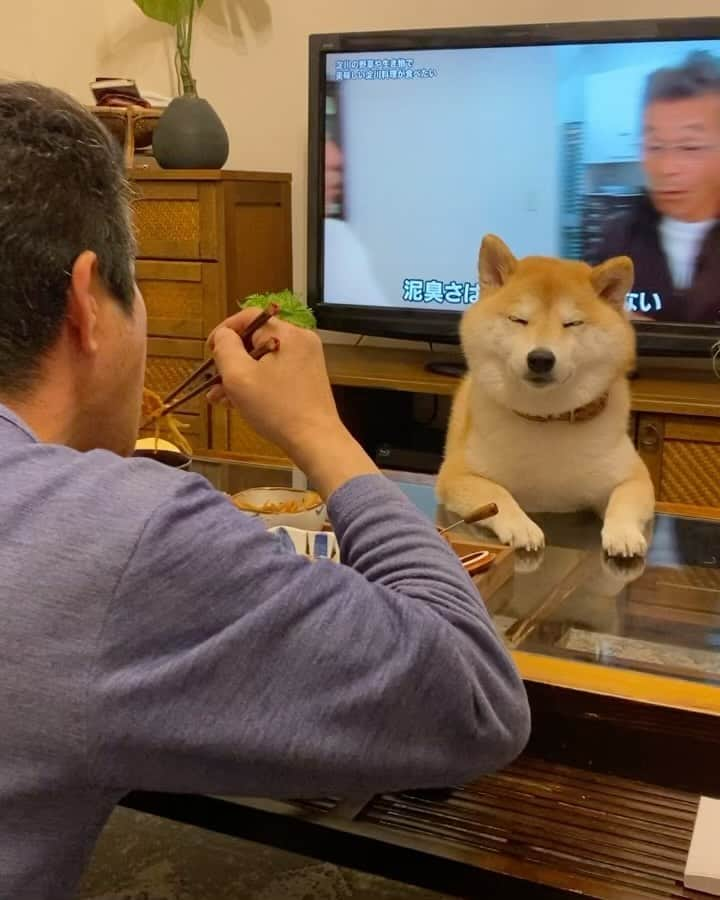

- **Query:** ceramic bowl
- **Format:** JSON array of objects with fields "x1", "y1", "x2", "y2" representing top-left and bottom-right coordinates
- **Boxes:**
[
  {"x1": 133, "y1": 436, "x2": 191, "y2": 470},
  {"x1": 231, "y1": 487, "x2": 327, "y2": 530}
]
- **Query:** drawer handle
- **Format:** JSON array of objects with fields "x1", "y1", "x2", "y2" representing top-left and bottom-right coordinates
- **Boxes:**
[{"x1": 638, "y1": 424, "x2": 660, "y2": 450}]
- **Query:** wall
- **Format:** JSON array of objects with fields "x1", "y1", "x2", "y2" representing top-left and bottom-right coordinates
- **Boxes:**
[{"x1": 2, "y1": 0, "x2": 719, "y2": 308}]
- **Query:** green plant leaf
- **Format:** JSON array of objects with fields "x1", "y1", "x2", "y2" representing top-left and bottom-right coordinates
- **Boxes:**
[
  {"x1": 133, "y1": 0, "x2": 193, "y2": 26},
  {"x1": 241, "y1": 290, "x2": 317, "y2": 330}
]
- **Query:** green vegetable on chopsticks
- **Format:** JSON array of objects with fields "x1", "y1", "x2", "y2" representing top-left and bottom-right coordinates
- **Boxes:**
[{"x1": 240, "y1": 290, "x2": 317, "y2": 330}]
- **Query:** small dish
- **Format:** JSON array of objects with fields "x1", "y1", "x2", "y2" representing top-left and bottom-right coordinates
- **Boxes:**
[
  {"x1": 458, "y1": 549, "x2": 494, "y2": 575},
  {"x1": 269, "y1": 526, "x2": 340, "y2": 562}
]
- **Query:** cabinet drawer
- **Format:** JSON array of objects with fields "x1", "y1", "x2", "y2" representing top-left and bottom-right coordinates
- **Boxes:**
[
  {"x1": 133, "y1": 181, "x2": 220, "y2": 260},
  {"x1": 144, "y1": 338, "x2": 209, "y2": 451},
  {"x1": 664, "y1": 418, "x2": 720, "y2": 444},
  {"x1": 137, "y1": 260, "x2": 222, "y2": 340},
  {"x1": 661, "y1": 442, "x2": 720, "y2": 507},
  {"x1": 636, "y1": 414, "x2": 720, "y2": 508}
]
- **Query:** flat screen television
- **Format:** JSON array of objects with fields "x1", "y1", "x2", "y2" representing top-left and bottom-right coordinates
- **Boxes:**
[{"x1": 307, "y1": 17, "x2": 720, "y2": 359}]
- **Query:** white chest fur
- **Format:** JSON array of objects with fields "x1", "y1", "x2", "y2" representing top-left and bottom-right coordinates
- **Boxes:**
[{"x1": 464, "y1": 380, "x2": 639, "y2": 513}]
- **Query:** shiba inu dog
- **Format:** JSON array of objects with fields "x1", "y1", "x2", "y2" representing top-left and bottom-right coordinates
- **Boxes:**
[{"x1": 436, "y1": 235, "x2": 655, "y2": 557}]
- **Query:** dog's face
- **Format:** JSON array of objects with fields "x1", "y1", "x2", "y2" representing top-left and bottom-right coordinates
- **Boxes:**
[{"x1": 461, "y1": 235, "x2": 636, "y2": 416}]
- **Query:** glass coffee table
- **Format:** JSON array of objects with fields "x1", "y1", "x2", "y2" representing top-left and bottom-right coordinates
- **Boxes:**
[{"x1": 124, "y1": 460, "x2": 720, "y2": 899}]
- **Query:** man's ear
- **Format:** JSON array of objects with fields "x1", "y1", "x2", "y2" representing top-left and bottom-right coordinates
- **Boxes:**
[
  {"x1": 478, "y1": 234, "x2": 517, "y2": 294},
  {"x1": 66, "y1": 251, "x2": 100, "y2": 355},
  {"x1": 590, "y1": 256, "x2": 634, "y2": 311}
]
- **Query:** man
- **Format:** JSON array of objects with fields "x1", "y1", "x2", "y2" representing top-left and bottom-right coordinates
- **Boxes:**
[
  {"x1": 593, "y1": 51, "x2": 720, "y2": 324},
  {"x1": 323, "y1": 135, "x2": 390, "y2": 306},
  {"x1": 0, "y1": 83, "x2": 529, "y2": 899}
]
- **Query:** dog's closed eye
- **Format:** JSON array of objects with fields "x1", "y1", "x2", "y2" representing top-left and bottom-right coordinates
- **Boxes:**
[
  {"x1": 508, "y1": 315, "x2": 528, "y2": 325},
  {"x1": 563, "y1": 320, "x2": 585, "y2": 328}
]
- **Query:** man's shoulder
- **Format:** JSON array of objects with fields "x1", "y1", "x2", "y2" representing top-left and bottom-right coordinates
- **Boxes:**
[
  {"x1": 0, "y1": 438, "x2": 225, "y2": 623},
  {"x1": 4, "y1": 439, "x2": 209, "y2": 544}
]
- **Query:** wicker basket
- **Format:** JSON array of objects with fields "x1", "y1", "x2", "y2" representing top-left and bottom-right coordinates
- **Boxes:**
[{"x1": 89, "y1": 106, "x2": 163, "y2": 167}]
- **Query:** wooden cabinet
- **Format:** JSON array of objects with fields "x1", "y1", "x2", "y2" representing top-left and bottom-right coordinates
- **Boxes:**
[
  {"x1": 134, "y1": 179, "x2": 221, "y2": 260},
  {"x1": 139, "y1": 260, "x2": 221, "y2": 340},
  {"x1": 132, "y1": 168, "x2": 292, "y2": 451}
]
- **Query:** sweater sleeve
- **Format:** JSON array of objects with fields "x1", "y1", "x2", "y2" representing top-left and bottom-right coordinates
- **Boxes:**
[{"x1": 88, "y1": 474, "x2": 529, "y2": 797}]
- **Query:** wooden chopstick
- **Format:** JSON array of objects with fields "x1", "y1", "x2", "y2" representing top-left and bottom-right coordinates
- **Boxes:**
[
  {"x1": 437, "y1": 503, "x2": 499, "y2": 536},
  {"x1": 161, "y1": 302, "x2": 280, "y2": 406},
  {"x1": 157, "y1": 337, "x2": 280, "y2": 418},
  {"x1": 161, "y1": 358, "x2": 215, "y2": 407},
  {"x1": 237, "y1": 302, "x2": 279, "y2": 350}
]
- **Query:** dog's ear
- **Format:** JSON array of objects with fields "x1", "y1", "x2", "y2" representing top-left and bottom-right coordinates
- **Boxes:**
[
  {"x1": 478, "y1": 235, "x2": 517, "y2": 293},
  {"x1": 590, "y1": 256, "x2": 634, "y2": 310}
]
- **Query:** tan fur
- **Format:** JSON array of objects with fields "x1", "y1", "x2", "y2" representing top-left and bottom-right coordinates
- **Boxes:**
[{"x1": 436, "y1": 235, "x2": 655, "y2": 556}]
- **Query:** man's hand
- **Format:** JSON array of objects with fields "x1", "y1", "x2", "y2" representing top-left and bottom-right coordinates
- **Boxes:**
[{"x1": 207, "y1": 310, "x2": 379, "y2": 497}]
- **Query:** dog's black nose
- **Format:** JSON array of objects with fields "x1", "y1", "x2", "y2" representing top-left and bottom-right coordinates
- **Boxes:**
[{"x1": 527, "y1": 348, "x2": 556, "y2": 375}]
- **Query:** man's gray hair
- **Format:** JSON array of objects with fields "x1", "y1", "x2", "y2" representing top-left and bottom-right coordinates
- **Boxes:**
[
  {"x1": 0, "y1": 82, "x2": 135, "y2": 394},
  {"x1": 644, "y1": 51, "x2": 720, "y2": 107}
]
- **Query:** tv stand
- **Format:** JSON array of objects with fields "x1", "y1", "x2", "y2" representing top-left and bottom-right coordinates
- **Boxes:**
[
  {"x1": 323, "y1": 344, "x2": 720, "y2": 513},
  {"x1": 214, "y1": 343, "x2": 720, "y2": 513},
  {"x1": 425, "y1": 359, "x2": 467, "y2": 378}
]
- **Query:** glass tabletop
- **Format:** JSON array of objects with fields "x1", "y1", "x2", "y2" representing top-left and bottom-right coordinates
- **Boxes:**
[
  {"x1": 390, "y1": 472, "x2": 720, "y2": 687},
  {"x1": 190, "y1": 457, "x2": 720, "y2": 690}
]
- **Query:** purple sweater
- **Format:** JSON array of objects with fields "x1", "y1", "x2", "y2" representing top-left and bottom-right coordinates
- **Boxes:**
[{"x1": 0, "y1": 404, "x2": 529, "y2": 899}]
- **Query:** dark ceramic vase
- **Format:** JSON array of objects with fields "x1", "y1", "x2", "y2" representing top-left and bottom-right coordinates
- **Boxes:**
[{"x1": 152, "y1": 95, "x2": 229, "y2": 169}]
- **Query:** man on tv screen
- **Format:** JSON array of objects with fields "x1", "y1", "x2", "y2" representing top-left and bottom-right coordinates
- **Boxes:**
[
  {"x1": 323, "y1": 136, "x2": 389, "y2": 307},
  {"x1": 594, "y1": 51, "x2": 720, "y2": 325}
]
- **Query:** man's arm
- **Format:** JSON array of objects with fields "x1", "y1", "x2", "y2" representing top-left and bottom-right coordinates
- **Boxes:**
[{"x1": 87, "y1": 472, "x2": 529, "y2": 797}]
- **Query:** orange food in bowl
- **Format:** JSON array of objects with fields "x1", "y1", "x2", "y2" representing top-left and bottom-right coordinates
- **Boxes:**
[{"x1": 231, "y1": 491, "x2": 323, "y2": 515}]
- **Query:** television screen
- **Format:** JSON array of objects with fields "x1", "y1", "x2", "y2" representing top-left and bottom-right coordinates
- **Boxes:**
[{"x1": 309, "y1": 20, "x2": 720, "y2": 353}]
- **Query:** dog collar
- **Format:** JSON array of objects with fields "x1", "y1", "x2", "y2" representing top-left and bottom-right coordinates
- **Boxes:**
[{"x1": 513, "y1": 392, "x2": 609, "y2": 424}]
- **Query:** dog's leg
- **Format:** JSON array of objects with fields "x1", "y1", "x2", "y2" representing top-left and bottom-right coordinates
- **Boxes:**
[
  {"x1": 600, "y1": 458, "x2": 655, "y2": 558},
  {"x1": 437, "y1": 377, "x2": 544, "y2": 551},
  {"x1": 437, "y1": 466, "x2": 545, "y2": 551}
]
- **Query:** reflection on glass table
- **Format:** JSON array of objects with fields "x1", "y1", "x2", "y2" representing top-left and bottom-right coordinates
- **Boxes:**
[
  {"x1": 484, "y1": 512, "x2": 720, "y2": 685},
  {"x1": 382, "y1": 472, "x2": 720, "y2": 688}
]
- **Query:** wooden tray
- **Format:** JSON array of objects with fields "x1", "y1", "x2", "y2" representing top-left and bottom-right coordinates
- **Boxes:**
[{"x1": 443, "y1": 533, "x2": 514, "y2": 602}]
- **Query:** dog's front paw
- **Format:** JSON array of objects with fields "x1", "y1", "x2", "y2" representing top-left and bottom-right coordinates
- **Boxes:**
[
  {"x1": 513, "y1": 547, "x2": 545, "y2": 573},
  {"x1": 492, "y1": 513, "x2": 545, "y2": 552},
  {"x1": 601, "y1": 520, "x2": 648, "y2": 559}
]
